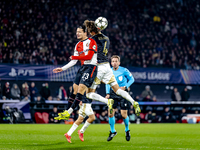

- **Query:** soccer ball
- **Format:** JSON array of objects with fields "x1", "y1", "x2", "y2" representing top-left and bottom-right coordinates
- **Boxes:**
[{"x1": 94, "y1": 17, "x2": 108, "y2": 30}]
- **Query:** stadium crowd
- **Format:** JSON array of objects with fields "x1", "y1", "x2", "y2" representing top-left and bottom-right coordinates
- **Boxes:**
[{"x1": 0, "y1": 0, "x2": 200, "y2": 69}]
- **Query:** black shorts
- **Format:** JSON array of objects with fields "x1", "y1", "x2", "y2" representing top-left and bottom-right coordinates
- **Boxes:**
[
  {"x1": 73, "y1": 65, "x2": 97, "y2": 88},
  {"x1": 110, "y1": 89, "x2": 130, "y2": 110}
]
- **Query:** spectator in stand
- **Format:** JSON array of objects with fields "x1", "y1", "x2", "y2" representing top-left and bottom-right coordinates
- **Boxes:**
[
  {"x1": 178, "y1": 108, "x2": 187, "y2": 123},
  {"x1": 49, "y1": 107, "x2": 59, "y2": 123},
  {"x1": 93, "y1": 111, "x2": 101, "y2": 124},
  {"x1": 40, "y1": 83, "x2": 51, "y2": 101},
  {"x1": 161, "y1": 107, "x2": 175, "y2": 123},
  {"x1": 145, "y1": 111, "x2": 156, "y2": 123},
  {"x1": 0, "y1": 0, "x2": 200, "y2": 70},
  {"x1": 2, "y1": 96, "x2": 6, "y2": 100},
  {"x1": 181, "y1": 87, "x2": 190, "y2": 101},
  {"x1": 99, "y1": 111, "x2": 108, "y2": 123},
  {"x1": 56, "y1": 85, "x2": 67, "y2": 101},
  {"x1": 29, "y1": 82, "x2": 38, "y2": 102},
  {"x1": 47, "y1": 96, "x2": 53, "y2": 101},
  {"x1": 171, "y1": 88, "x2": 181, "y2": 101},
  {"x1": 141, "y1": 85, "x2": 154, "y2": 101},
  {"x1": 11, "y1": 84, "x2": 21, "y2": 100},
  {"x1": 3, "y1": 82, "x2": 10, "y2": 99},
  {"x1": 22, "y1": 96, "x2": 30, "y2": 102},
  {"x1": 21, "y1": 82, "x2": 30, "y2": 98},
  {"x1": 0, "y1": 79, "x2": 2, "y2": 99},
  {"x1": 195, "y1": 110, "x2": 199, "y2": 114},
  {"x1": 129, "y1": 110, "x2": 136, "y2": 123},
  {"x1": 67, "y1": 86, "x2": 73, "y2": 99}
]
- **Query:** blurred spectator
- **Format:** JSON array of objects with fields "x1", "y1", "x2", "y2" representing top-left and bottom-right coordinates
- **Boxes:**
[
  {"x1": 0, "y1": 0, "x2": 199, "y2": 70},
  {"x1": 99, "y1": 111, "x2": 108, "y2": 123},
  {"x1": 57, "y1": 85, "x2": 67, "y2": 100},
  {"x1": 11, "y1": 84, "x2": 20, "y2": 100},
  {"x1": 67, "y1": 86, "x2": 73, "y2": 99},
  {"x1": 141, "y1": 85, "x2": 154, "y2": 101},
  {"x1": 93, "y1": 111, "x2": 100, "y2": 123},
  {"x1": 0, "y1": 79, "x2": 2, "y2": 98},
  {"x1": 35, "y1": 96, "x2": 43, "y2": 105},
  {"x1": 195, "y1": 110, "x2": 199, "y2": 114},
  {"x1": 178, "y1": 108, "x2": 187, "y2": 123},
  {"x1": 161, "y1": 107, "x2": 175, "y2": 123},
  {"x1": 3, "y1": 82, "x2": 10, "y2": 99},
  {"x1": 49, "y1": 107, "x2": 59, "y2": 123},
  {"x1": 21, "y1": 82, "x2": 30, "y2": 98},
  {"x1": 145, "y1": 111, "x2": 156, "y2": 123},
  {"x1": 47, "y1": 96, "x2": 53, "y2": 101},
  {"x1": 2, "y1": 96, "x2": 7, "y2": 100},
  {"x1": 22, "y1": 96, "x2": 30, "y2": 102},
  {"x1": 181, "y1": 87, "x2": 190, "y2": 101},
  {"x1": 152, "y1": 96, "x2": 157, "y2": 102},
  {"x1": 40, "y1": 83, "x2": 51, "y2": 101},
  {"x1": 171, "y1": 88, "x2": 181, "y2": 101},
  {"x1": 129, "y1": 110, "x2": 136, "y2": 123},
  {"x1": 29, "y1": 82, "x2": 38, "y2": 102}
]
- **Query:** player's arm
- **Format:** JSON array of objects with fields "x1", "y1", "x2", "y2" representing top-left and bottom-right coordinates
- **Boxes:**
[
  {"x1": 124, "y1": 68, "x2": 135, "y2": 89},
  {"x1": 105, "y1": 84, "x2": 111, "y2": 99},
  {"x1": 53, "y1": 47, "x2": 78, "y2": 73},
  {"x1": 71, "y1": 40, "x2": 97, "y2": 60}
]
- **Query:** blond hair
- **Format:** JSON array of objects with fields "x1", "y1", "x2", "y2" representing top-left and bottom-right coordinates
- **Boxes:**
[{"x1": 111, "y1": 55, "x2": 120, "y2": 62}]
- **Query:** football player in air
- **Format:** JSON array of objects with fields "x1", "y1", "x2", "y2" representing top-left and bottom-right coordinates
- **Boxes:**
[
  {"x1": 84, "y1": 20, "x2": 140, "y2": 117},
  {"x1": 53, "y1": 24, "x2": 98, "y2": 143},
  {"x1": 105, "y1": 55, "x2": 134, "y2": 141}
]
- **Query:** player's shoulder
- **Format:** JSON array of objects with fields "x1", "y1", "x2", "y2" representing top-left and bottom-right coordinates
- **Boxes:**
[{"x1": 119, "y1": 66, "x2": 130, "y2": 72}]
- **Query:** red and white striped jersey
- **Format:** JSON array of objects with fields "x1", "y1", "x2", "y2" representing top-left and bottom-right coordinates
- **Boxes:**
[{"x1": 72, "y1": 38, "x2": 97, "y2": 66}]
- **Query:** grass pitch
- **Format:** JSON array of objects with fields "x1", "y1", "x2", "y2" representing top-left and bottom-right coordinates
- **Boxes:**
[{"x1": 0, "y1": 124, "x2": 199, "y2": 150}]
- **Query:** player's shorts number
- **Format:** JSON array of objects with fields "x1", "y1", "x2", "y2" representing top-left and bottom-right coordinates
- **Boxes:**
[{"x1": 82, "y1": 73, "x2": 89, "y2": 81}]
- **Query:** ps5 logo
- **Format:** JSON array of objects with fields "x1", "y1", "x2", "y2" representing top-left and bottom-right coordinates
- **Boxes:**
[{"x1": 9, "y1": 68, "x2": 35, "y2": 77}]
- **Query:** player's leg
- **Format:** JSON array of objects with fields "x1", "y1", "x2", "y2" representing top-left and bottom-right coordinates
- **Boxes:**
[
  {"x1": 67, "y1": 83, "x2": 78, "y2": 109},
  {"x1": 111, "y1": 84, "x2": 141, "y2": 116},
  {"x1": 65, "y1": 115, "x2": 84, "y2": 143},
  {"x1": 78, "y1": 114, "x2": 95, "y2": 142},
  {"x1": 78, "y1": 103, "x2": 95, "y2": 141},
  {"x1": 120, "y1": 99, "x2": 130, "y2": 141},
  {"x1": 107, "y1": 98, "x2": 118, "y2": 141},
  {"x1": 67, "y1": 83, "x2": 88, "y2": 115}
]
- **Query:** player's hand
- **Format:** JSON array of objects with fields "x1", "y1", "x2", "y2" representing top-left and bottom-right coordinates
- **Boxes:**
[
  {"x1": 105, "y1": 94, "x2": 110, "y2": 99},
  {"x1": 53, "y1": 68, "x2": 63, "y2": 73},
  {"x1": 70, "y1": 56, "x2": 72, "y2": 60},
  {"x1": 79, "y1": 101, "x2": 83, "y2": 106},
  {"x1": 120, "y1": 86, "x2": 126, "y2": 91}
]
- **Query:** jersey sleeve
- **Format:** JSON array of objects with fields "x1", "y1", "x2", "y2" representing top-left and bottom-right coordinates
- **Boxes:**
[
  {"x1": 89, "y1": 39, "x2": 97, "y2": 52},
  {"x1": 124, "y1": 68, "x2": 134, "y2": 88},
  {"x1": 71, "y1": 50, "x2": 94, "y2": 60},
  {"x1": 106, "y1": 84, "x2": 111, "y2": 94}
]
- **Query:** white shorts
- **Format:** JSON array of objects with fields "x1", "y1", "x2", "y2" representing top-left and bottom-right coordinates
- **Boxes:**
[
  {"x1": 90, "y1": 63, "x2": 117, "y2": 89},
  {"x1": 79, "y1": 103, "x2": 94, "y2": 118}
]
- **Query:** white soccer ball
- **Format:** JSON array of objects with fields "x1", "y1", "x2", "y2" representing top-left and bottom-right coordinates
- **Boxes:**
[{"x1": 94, "y1": 17, "x2": 108, "y2": 30}]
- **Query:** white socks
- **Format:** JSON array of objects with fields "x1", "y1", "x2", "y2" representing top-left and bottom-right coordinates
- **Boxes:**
[
  {"x1": 80, "y1": 121, "x2": 91, "y2": 133},
  {"x1": 68, "y1": 108, "x2": 73, "y2": 115},
  {"x1": 67, "y1": 123, "x2": 78, "y2": 136},
  {"x1": 86, "y1": 92, "x2": 108, "y2": 104},
  {"x1": 116, "y1": 89, "x2": 134, "y2": 105}
]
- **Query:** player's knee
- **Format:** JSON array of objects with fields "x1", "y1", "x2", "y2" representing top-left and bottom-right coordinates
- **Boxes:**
[
  {"x1": 86, "y1": 92, "x2": 92, "y2": 99},
  {"x1": 121, "y1": 113, "x2": 127, "y2": 119},
  {"x1": 109, "y1": 113, "x2": 114, "y2": 118}
]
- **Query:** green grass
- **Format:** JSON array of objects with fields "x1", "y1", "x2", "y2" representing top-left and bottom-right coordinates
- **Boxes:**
[{"x1": 0, "y1": 124, "x2": 199, "y2": 150}]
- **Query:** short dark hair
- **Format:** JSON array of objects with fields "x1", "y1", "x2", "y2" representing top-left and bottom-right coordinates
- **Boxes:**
[
  {"x1": 84, "y1": 20, "x2": 100, "y2": 34},
  {"x1": 78, "y1": 24, "x2": 87, "y2": 33}
]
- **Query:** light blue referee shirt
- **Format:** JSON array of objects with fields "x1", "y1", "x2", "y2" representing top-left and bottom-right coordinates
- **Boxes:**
[{"x1": 106, "y1": 66, "x2": 134, "y2": 94}]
